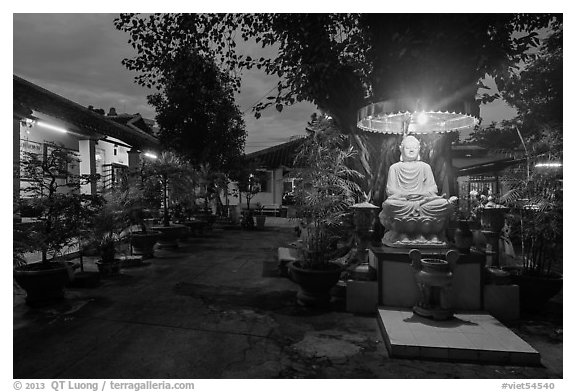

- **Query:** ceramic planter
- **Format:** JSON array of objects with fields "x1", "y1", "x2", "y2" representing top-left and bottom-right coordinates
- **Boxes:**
[
  {"x1": 255, "y1": 214, "x2": 266, "y2": 229},
  {"x1": 95, "y1": 259, "x2": 122, "y2": 276},
  {"x1": 151, "y1": 224, "x2": 187, "y2": 249},
  {"x1": 14, "y1": 261, "x2": 76, "y2": 306},
  {"x1": 130, "y1": 230, "x2": 160, "y2": 258},
  {"x1": 288, "y1": 261, "x2": 343, "y2": 307},
  {"x1": 504, "y1": 268, "x2": 563, "y2": 313}
]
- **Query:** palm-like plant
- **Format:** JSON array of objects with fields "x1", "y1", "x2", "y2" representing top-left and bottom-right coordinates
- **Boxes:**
[
  {"x1": 292, "y1": 116, "x2": 363, "y2": 268},
  {"x1": 499, "y1": 132, "x2": 562, "y2": 276}
]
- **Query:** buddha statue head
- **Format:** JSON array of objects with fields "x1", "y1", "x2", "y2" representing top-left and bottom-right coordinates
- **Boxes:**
[{"x1": 399, "y1": 135, "x2": 421, "y2": 162}]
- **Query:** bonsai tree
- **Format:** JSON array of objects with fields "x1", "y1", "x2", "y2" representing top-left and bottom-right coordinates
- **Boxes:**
[
  {"x1": 18, "y1": 144, "x2": 102, "y2": 265},
  {"x1": 15, "y1": 144, "x2": 101, "y2": 304},
  {"x1": 292, "y1": 116, "x2": 363, "y2": 269}
]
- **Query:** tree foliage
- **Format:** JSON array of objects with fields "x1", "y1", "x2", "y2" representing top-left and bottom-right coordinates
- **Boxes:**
[
  {"x1": 115, "y1": 13, "x2": 559, "y2": 203},
  {"x1": 115, "y1": 13, "x2": 557, "y2": 129},
  {"x1": 468, "y1": 23, "x2": 562, "y2": 151},
  {"x1": 145, "y1": 50, "x2": 246, "y2": 170}
]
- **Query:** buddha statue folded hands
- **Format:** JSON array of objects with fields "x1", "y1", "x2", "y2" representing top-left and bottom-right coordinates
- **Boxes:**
[{"x1": 379, "y1": 135, "x2": 453, "y2": 248}]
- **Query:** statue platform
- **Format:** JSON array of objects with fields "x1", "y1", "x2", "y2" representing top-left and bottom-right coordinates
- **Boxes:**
[
  {"x1": 369, "y1": 245, "x2": 485, "y2": 310},
  {"x1": 377, "y1": 307, "x2": 539, "y2": 365}
]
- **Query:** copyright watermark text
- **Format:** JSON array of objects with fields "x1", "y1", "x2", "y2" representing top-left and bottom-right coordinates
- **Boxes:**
[{"x1": 13, "y1": 380, "x2": 195, "y2": 392}]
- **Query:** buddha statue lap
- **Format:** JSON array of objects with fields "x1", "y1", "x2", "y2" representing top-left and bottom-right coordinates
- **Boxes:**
[{"x1": 379, "y1": 135, "x2": 453, "y2": 248}]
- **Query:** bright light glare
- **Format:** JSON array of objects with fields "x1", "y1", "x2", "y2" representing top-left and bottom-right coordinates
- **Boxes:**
[
  {"x1": 416, "y1": 112, "x2": 428, "y2": 125},
  {"x1": 37, "y1": 121, "x2": 67, "y2": 133},
  {"x1": 144, "y1": 152, "x2": 158, "y2": 159},
  {"x1": 535, "y1": 162, "x2": 562, "y2": 168}
]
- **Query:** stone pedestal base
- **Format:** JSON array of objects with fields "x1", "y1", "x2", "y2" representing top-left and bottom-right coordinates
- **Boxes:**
[
  {"x1": 346, "y1": 280, "x2": 378, "y2": 314},
  {"x1": 413, "y1": 304, "x2": 453, "y2": 321},
  {"x1": 370, "y1": 246, "x2": 484, "y2": 310},
  {"x1": 382, "y1": 230, "x2": 449, "y2": 249}
]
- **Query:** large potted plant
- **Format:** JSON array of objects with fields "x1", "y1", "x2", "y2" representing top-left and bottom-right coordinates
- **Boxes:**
[
  {"x1": 14, "y1": 145, "x2": 101, "y2": 305},
  {"x1": 87, "y1": 190, "x2": 129, "y2": 276},
  {"x1": 143, "y1": 151, "x2": 189, "y2": 248},
  {"x1": 499, "y1": 133, "x2": 563, "y2": 312},
  {"x1": 287, "y1": 116, "x2": 362, "y2": 307},
  {"x1": 117, "y1": 172, "x2": 161, "y2": 258}
]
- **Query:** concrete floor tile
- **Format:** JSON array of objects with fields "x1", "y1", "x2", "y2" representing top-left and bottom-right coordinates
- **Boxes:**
[{"x1": 13, "y1": 222, "x2": 560, "y2": 378}]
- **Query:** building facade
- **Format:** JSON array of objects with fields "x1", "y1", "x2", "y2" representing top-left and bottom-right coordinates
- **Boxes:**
[{"x1": 13, "y1": 75, "x2": 160, "y2": 219}]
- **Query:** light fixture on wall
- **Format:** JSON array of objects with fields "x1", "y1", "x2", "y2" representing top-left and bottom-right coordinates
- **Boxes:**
[
  {"x1": 20, "y1": 118, "x2": 35, "y2": 128},
  {"x1": 36, "y1": 120, "x2": 68, "y2": 133},
  {"x1": 534, "y1": 162, "x2": 562, "y2": 168}
]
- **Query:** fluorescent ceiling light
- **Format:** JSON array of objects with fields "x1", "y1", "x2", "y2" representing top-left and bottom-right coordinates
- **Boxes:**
[
  {"x1": 37, "y1": 121, "x2": 67, "y2": 133},
  {"x1": 535, "y1": 162, "x2": 562, "y2": 168},
  {"x1": 144, "y1": 152, "x2": 158, "y2": 159}
]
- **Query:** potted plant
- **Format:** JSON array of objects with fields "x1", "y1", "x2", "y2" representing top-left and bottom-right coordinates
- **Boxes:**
[
  {"x1": 287, "y1": 116, "x2": 362, "y2": 307},
  {"x1": 123, "y1": 182, "x2": 161, "y2": 259},
  {"x1": 254, "y1": 202, "x2": 266, "y2": 230},
  {"x1": 87, "y1": 190, "x2": 129, "y2": 276},
  {"x1": 500, "y1": 152, "x2": 563, "y2": 312},
  {"x1": 143, "y1": 151, "x2": 189, "y2": 248},
  {"x1": 14, "y1": 145, "x2": 101, "y2": 305},
  {"x1": 238, "y1": 172, "x2": 259, "y2": 230}
]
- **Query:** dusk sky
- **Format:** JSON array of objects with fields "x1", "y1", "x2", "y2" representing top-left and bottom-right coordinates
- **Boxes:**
[{"x1": 13, "y1": 13, "x2": 518, "y2": 154}]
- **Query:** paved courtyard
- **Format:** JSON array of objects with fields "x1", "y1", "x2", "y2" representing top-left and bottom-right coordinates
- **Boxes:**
[{"x1": 13, "y1": 218, "x2": 562, "y2": 379}]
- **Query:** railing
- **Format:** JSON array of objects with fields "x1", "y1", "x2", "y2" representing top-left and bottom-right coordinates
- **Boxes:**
[{"x1": 99, "y1": 163, "x2": 128, "y2": 192}]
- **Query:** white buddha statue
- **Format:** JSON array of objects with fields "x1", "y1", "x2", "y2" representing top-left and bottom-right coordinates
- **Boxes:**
[{"x1": 379, "y1": 135, "x2": 453, "y2": 248}]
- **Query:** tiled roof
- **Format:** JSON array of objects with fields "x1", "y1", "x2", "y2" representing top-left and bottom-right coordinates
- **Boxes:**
[
  {"x1": 454, "y1": 155, "x2": 526, "y2": 176},
  {"x1": 245, "y1": 137, "x2": 306, "y2": 169},
  {"x1": 13, "y1": 75, "x2": 159, "y2": 150}
]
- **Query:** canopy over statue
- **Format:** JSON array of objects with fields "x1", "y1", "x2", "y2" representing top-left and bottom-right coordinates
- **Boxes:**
[{"x1": 379, "y1": 135, "x2": 453, "y2": 248}]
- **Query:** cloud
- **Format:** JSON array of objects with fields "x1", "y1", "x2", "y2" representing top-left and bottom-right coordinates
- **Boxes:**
[
  {"x1": 14, "y1": 14, "x2": 156, "y2": 118},
  {"x1": 13, "y1": 13, "x2": 317, "y2": 152}
]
